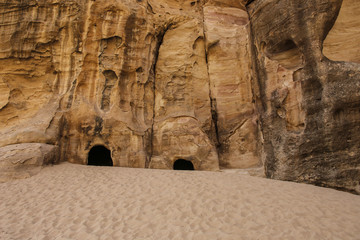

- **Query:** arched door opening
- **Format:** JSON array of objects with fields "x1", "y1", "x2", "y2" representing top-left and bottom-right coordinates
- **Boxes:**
[
  {"x1": 173, "y1": 159, "x2": 194, "y2": 170},
  {"x1": 88, "y1": 145, "x2": 113, "y2": 166}
]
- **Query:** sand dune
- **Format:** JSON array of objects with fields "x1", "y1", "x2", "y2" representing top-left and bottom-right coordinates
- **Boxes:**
[{"x1": 1, "y1": 163, "x2": 359, "y2": 240}]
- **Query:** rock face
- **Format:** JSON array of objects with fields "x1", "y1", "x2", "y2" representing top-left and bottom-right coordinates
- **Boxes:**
[
  {"x1": 0, "y1": 143, "x2": 59, "y2": 182},
  {"x1": 323, "y1": 0, "x2": 360, "y2": 64},
  {"x1": 0, "y1": 0, "x2": 359, "y2": 193},
  {"x1": 248, "y1": 0, "x2": 360, "y2": 193},
  {"x1": 0, "y1": 0, "x2": 258, "y2": 172},
  {"x1": 203, "y1": 6, "x2": 258, "y2": 168}
]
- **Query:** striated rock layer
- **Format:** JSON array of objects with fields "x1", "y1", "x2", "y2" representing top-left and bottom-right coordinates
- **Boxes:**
[{"x1": 0, "y1": 0, "x2": 359, "y2": 193}]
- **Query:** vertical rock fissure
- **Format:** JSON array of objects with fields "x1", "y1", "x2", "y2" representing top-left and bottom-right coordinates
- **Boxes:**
[
  {"x1": 118, "y1": 13, "x2": 137, "y2": 110},
  {"x1": 145, "y1": 26, "x2": 170, "y2": 168},
  {"x1": 245, "y1": 6, "x2": 267, "y2": 168},
  {"x1": 245, "y1": 0, "x2": 256, "y2": 7},
  {"x1": 200, "y1": 4, "x2": 221, "y2": 151},
  {"x1": 66, "y1": 79, "x2": 77, "y2": 109}
]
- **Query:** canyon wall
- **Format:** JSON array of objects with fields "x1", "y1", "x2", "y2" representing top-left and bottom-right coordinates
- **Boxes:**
[
  {"x1": 0, "y1": 0, "x2": 258, "y2": 173},
  {"x1": 0, "y1": 0, "x2": 359, "y2": 193},
  {"x1": 248, "y1": 0, "x2": 360, "y2": 193}
]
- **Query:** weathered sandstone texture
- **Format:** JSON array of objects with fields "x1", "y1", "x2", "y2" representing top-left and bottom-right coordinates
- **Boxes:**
[
  {"x1": 0, "y1": 0, "x2": 359, "y2": 193},
  {"x1": 204, "y1": 5, "x2": 258, "y2": 169},
  {"x1": 248, "y1": 0, "x2": 360, "y2": 193},
  {"x1": 0, "y1": 0, "x2": 258, "y2": 173},
  {"x1": 323, "y1": 0, "x2": 360, "y2": 63},
  {"x1": 0, "y1": 143, "x2": 59, "y2": 182}
]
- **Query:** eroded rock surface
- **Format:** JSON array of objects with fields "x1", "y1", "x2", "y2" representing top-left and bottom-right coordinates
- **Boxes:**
[
  {"x1": 0, "y1": 0, "x2": 260, "y2": 175},
  {"x1": 248, "y1": 0, "x2": 360, "y2": 193},
  {"x1": 0, "y1": 143, "x2": 59, "y2": 182},
  {"x1": 0, "y1": 0, "x2": 359, "y2": 193},
  {"x1": 323, "y1": 0, "x2": 360, "y2": 64},
  {"x1": 204, "y1": 5, "x2": 258, "y2": 168}
]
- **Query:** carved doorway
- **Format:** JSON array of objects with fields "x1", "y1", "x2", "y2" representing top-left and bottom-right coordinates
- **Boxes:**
[
  {"x1": 88, "y1": 145, "x2": 113, "y2": 166},
  {"x1": 173, "y1": 159, "x2": 194, "y2": 170}
]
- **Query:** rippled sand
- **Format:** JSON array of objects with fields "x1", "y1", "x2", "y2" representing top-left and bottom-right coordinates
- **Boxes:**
[{"x1": 1, "y1": 163, "x2": 359, "y2": 240}]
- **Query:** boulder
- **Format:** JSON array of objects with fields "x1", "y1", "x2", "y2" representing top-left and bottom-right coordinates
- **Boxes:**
[{"x1": 0, "y1": 143, "x2": 59, "y2": 182}]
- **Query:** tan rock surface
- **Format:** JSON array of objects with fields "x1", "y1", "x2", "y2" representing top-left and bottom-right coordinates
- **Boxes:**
[
  {"x1": 0, "y1": 143, "x2": 59, "y2": 182},
  {"x1": 203, "y1": 5, "x2": 259, "y2": 168},
  {"x1": 151, "y1": 16, "x2": 219, "y2": 170},
  {"x1": 206, "y1": 0, "x2": 247, "y2": 9},
  {"x1": 323, "y1": 0, "x2": 360, "y2": 63},
  {"x1": 0, "y1": 78, "x2": 10, "y2": 110},
  {"x1": 0, "y1": 0, "x2": 239, "y2": 174},
  {"x1": 151, "y1": 117, "x2": 219, "y2": 170}
]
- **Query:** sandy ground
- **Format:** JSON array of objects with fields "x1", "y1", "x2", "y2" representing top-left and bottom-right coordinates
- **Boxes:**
[{"x1": 0, "y1": 163, "x2": 359, "y2": 240}]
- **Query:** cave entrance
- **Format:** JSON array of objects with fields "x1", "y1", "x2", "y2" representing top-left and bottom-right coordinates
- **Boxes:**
[
  {"x1": 87, "y1": 145, "x2": 113, "y2": 166},
  {"x1": 173, "y1": 159, "x2": 194, "y2": 170}
]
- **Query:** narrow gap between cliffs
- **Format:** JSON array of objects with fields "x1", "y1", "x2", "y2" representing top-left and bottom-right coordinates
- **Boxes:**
[
  {"x1": 200, "y1": 3, "x2": 221, "y2": 151},
  {"x1": 146, "y1": 24, "x2": 173, "y2": 168}
]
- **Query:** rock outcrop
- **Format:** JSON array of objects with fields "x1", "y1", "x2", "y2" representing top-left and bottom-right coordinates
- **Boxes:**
[
  {"x1": 203, "y1": 5, "x2": 258, "y2": 168},
  {"x1": 0, "y1": 0, "x2": 359, "y2": 193},
  {"x1": 248, "y1": 0, "x2": 360, "y2": 193},
  {"x1": 0, "y1": 143, "x2": 59, "y2": 182}
]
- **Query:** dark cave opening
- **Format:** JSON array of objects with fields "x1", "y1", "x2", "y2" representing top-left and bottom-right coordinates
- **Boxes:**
[
  {"x1": 87, "y1": 145, "x2": 113, "y2": 166},
  {"x1": 173, "y1": 159, "x2": 195, "y2": 170}
]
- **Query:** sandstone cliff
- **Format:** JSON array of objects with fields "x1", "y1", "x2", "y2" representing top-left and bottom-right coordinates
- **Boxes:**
[
  {"x1": 248, "y1": 0, "x2": 360, "y2": 193},
  {"x1": 0, "y1": 0, "x2": 359, "y2": 193},
  {"x1": 0, "y1": 0, "x2": 258, "y2": 172}
]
